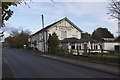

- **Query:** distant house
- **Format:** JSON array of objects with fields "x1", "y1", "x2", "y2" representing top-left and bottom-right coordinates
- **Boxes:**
[
  {"x1": 114, "y1": 36, "x2": 120, "y2": 42},
  {"x1": 101, "y1": 37, "x2": 120, "y2": 53},
  {"x1": 114, "y1": 36, "x2": 120, "y2": 53}
]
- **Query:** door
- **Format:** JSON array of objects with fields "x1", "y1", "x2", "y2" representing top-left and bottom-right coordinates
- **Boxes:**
[{"x1": 84, "y1": 44, "x2": 87, "y2": 53}]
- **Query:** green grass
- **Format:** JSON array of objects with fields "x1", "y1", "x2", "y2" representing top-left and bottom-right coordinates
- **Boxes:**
[
  {"x1": 28, "y1": 48, "x2": 119, "y2": 67},
  {"x1": 89, "y1": 53, "x2": 120, "y2": 59},
  {"x1": 47, "y1": 52, "x2": 120, "y2": 67}
]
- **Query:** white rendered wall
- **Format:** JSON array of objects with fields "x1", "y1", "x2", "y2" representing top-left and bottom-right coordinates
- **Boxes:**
[
  {"x1": 103, "y1": 42, "x2": 119, "y2": 50},
  {"x1": 47, "y1": 20, "x2": 81, "y2": 40}
]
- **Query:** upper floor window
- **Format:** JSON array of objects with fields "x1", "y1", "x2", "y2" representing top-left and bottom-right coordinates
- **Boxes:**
[
  {"x1": 61, "y1": 31, "x2": 67, "y2": 39},
  {"x1": 39, "y1": 33, "x2": 43, "y2": 41}
]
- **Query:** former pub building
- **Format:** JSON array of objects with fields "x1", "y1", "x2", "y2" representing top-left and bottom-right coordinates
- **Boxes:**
[{"x1": 29, "y1": 17, "x2": 82, "y2": 51}]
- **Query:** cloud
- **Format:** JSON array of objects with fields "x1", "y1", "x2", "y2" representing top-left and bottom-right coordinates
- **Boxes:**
[
  {"x1": 7, "y1": 2, "x2": 118, "y2": 36},
  {"x1": 0, "y1": 24, "x2": 23, "y2": 42},
  {"x1": 23, "y1": 0, "x2": 108, "y2": 2},
  {"x1": 0, "y1": 23, "x2": 22, "y2": 37},
  {"x1": 12, "y1": 2, "x2": 108, "y2": 17},
  {"x1": 0, "y1": 26, "x2": 17, "y2": 32},
  {"x1": 0, "y1": 26, "x2": 19, "y2": 33}
]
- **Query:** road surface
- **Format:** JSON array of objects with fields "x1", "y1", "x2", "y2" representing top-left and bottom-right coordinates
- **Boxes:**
[{"x1": 2, "y1": 48, "x2": 118, "y2": 78}]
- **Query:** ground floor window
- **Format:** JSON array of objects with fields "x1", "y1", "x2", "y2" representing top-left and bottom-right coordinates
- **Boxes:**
[
  {"x1": 91, "y1": 44, "x2": 93, "y2": 50},
  {"x1": 79, "y1": 45, "x2": 81, "y2": 50},
  {"x1": 94, "y1": 45, "x2": 98, "y2": 50},
  {"x1": 71, "y1": 45, "x2": 75, "y2": 49},
  {"x1": 96, "y1": 45, "x2": 98, "y2": 50}
]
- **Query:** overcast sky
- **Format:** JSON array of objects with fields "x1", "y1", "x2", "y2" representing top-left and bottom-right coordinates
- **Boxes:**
[{"x1": 0, "y1": 1, "x2": 118, "y2": 41}]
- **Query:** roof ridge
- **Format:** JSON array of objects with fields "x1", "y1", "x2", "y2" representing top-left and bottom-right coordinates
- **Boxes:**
[{"x1": 31, "y1": 17, "x2": 82, "y2": 36}]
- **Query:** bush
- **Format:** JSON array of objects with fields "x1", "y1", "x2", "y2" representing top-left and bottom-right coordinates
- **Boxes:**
[{"x1": 34, "y1": 48, "x2": 39, "y2": 51}]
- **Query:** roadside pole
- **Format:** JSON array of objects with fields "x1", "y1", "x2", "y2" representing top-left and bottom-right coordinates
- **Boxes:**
[
  {"x1": 0, "y1": 42, "x2": 2, "y2": 79},
  {"x1": 0, "y1": 1, "x2": 2, "y2": 79},
  {"x1": 41, "y1": 14, "x2": 45, "y2": 54},
  {"x1": 118, "y1": 12, "x2": 120, "y2": 53}
]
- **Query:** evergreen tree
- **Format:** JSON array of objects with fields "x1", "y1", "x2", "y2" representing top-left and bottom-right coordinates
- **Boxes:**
[
  {"x1": 47, "y1": 32, "x2": 60, "y2": 54},
  {"x1": 81, "y1": 32, "x2": 91, "y2": 39},
  {"x1": 92, "y1": 28, "x2": 114, "y2": 41}
]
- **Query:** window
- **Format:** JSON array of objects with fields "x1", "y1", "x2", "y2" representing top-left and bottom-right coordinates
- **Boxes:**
[
  {"x1": 91, "y1": 44, "x2": 93, "y2": 50},
  {"x1": 79, "y1": 45, "x2": 81, "y2": 50},
  {"x1": 71, "y1": 45, "x2": 75, "y2": 49},
  {"x1": 61, "y1": 31, "x2": 67, "y2": 39},
  {"x1": 94, "y1": 44, "x2": 98, "y2": 50},
  {"x1": 96, "y1": 45, "x2": 98, "y2": 50},
  {"x1": 77, "y1": 45, "x2": 79, "y2": 50},
  {"x1": 39, "y1": 33, "x2": 43, "y2": 41},
  {"x1": 94, "y1": 45, "x2": 96, "y2": 50}
]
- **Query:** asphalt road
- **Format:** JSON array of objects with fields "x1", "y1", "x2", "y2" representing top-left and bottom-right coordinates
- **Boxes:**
[{"x1": 2, "y1": 48, "x2": 118, "y2": 78}]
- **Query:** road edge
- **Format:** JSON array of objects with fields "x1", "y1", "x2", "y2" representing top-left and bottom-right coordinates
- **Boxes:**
[{"x1": 38, "y1": 54, "x2": 119, "y2": 77}]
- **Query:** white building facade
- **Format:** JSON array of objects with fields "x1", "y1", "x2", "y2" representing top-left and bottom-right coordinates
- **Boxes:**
[{"x1": 102, "y1": 37, "x2": 120, "y2": 53}]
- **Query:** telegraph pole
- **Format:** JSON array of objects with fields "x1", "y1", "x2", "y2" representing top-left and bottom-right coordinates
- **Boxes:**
[
  {"x1": 118, "y1": 13, "x2": 120, "y2": 36},
  {"x1": 41, "y1": 14, "x2": 45, "y2": 54},
  {"x1": 117, "y1": 13, "x2": 120, "y2": 53}
]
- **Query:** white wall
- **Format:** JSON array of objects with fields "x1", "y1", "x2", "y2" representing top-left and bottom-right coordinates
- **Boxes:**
[
  {"x1": 38, "y1": 42, "x2": 44, "y2": 51},
  {"x1": 47, "y1": 20, "x2": 81, "y2": 40},
  {"x1": 103, "y1": 42, "x2": 119, "y2": 50},
  {"x1": 37, "y1": 31, "x2": 48, "y2": 52}
]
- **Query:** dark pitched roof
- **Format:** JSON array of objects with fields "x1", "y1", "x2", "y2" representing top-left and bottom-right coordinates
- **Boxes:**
[
  {"x1": 80, "y1": 38, "x2": 98, "y2": 43},
  {"x1": 114, "y1": 36, "x2": 120, "y2": 42},
  {"x1": 102, "y1": 38, "x2": 115, "y2": 42},
  {"x1": 61, "y1": 38, "x2": 98, "y2": 43},
  {"x1": 31, "y1": 17, "x2": 83, "y2": 37},
  {"x1": 101, "y1": 37, "x2": 120, "y2": 42},
  {"x1": 61, "y1": 37, "x2": 81, "y2": 43}
]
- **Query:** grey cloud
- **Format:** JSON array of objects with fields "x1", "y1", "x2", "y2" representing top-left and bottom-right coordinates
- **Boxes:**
[{"x1": 0, "y1": 26, "x2": 20, "y2": 34}]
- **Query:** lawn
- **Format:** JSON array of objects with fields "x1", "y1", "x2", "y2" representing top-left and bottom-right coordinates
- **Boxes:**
[
  {"x1": 89, "y1": 53, "x2": 120, "y2": 58},
  {"x1": 27, "y1": 48, "x2": 120, "y2": 67},
  {"x1": 49, "y1": 52, "x2": 120, "y2": 67}
]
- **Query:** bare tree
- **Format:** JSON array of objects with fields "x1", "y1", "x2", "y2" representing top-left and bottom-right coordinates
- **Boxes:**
[
  {"x1": 108, "y1": 0, "x2": 120, "y2": 36},
  {"x1": 108, "y1": 0, "x2": 120, "y2": 20}
]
